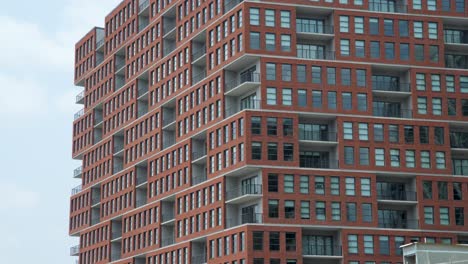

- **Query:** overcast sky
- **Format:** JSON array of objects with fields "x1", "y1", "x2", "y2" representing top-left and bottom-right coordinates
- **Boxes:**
[{"x1": 0, "y1": 0, "x2": 122, "y2": 263}]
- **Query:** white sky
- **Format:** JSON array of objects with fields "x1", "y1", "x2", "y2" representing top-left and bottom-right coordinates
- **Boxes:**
[{"x1": 0, "y1": 0, "x2": 122, "y2": 263}]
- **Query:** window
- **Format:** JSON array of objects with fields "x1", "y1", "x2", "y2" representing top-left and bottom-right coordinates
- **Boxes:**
[
  {"x1": 348, "y1": 235, "x2": 358, "y2": 254},
  {"x1": 404, "y1": 126, "x2": 414, "y2": 143},
  {"x1": 415, "y1": 44, "x2": 424, "y2": 61},
  {"x1": 342, "y1": 93, "x2": 352, "y2": 110},
  {"x1": 266, "y1": 63, "x2": 276, "y2": 80},
  {"x1": 440, "y1": 207, "x2": 450, "y2": 225},
  {"x1": 370, "y1": 41, "x2": 380, "y2": 58},
  {"x1": 330, "y1": 202, "x2": 341, "y2": 221},
  {"x1": 374, "y1": 124, "x2": 384, "y2": 141},
  {"x1": 364, "y1": 235, "x2": 374, "y2": 254},
  {"x1": 298, "y1": 176, "x2": 309, "y2": 194},
  {"x1": 385, "y1": 42, "x2": 395, "y2": 59},
  {"x1": 297, "y1": 65, "x2": 306, "y2": 83},
  {"x1": 431, "y1": 74, "x2": 441, "y2": 91},
  {"x1": 269, "y1": 232, "x2": 280, "y2": 251},
  {"x1": 345, "y1": 177, "x2": 355, "y2": 195},
  {"x1": 251, "y1": 117, "x2": 261, "y2": 135},
  {"x1": 416, "y1": 73, "x2": 426, "y2": 91},
  {"x1": 315, "y1": 201, "x2": 326, "y2": 220},
  {"x1": 268, "y1": 200, "x2": 279, "y2": 218},
  {"x1": 328, "y1": 92, "x2": 337, "y2": 110},
  {"x1": 375, "y1": 148, "x2": 385, "y2": 166},
  {"x1": 428, "y1": 22, "x2": 438, "y2": 39},
  {"x1": 285, "y1": 233, "x2": 296, "y2": 251},
  {"x1": 395, "y1": 237, "x2": 405, "y2": 255},
  {"x1": 283, "y1": 143, "x2": 294, "y2": 161},
  {"x1": 282, "y1": 88, "x2": 292, "y2": 106},
  {"x1": 252, "y1": 142, "x2": 262, "y2": 160},
  {"x1": 340, "y1": 39, "x2": 350, "y2": 56},
  {"x1": 356, "y1": 69, "x2": 366, "y2": 87},
  {"x1": 359, "y1": 147, "x2": 370, "y2": 165},
  {"x1": 344, "y1": 146, "x2": 354, "y2": 165},
  {"x1": 343, "y1": 122, "x2": 353, "y2": 140},
  {"x1": 249, "y1": 8, "x2": 260, "y2": 26},
  {"x1": 268, "y1": 174, "x2": 278, "y2": 192},
  {"x1": 384, "y1": 19, "x2": 394, "y2": 36},
  {"x1": 331, "y1": 177, "x2": 340, "y2": 195},
  {"x1": 301, "y1": 201, "x2": 310, "y2": 219},
  {"x1": 355, "y1": 40, "x2": 365, "y2": 57},
  {"x1": 265, "y1": 9, "x2": 275, "y2": 27},
  {"x1": 266, "y1": 88, "x2": 277, "y2": 105},
  {"x1": 284, "y1": 200, "x2": 295, "y2": 219},
  {"x1": 429, "y1": 45, "x2": 439, "y2": 62},
  {"x1": 369, "y1": 18, "x2": 379, "y2": 35},
  {"x1": 390, "y1": 149, "x2": 400, "y2": 167},
  {"x1": 359, "y1": 123, "x2": 368, "y2": 140},
  {"x1": 267, "y1": 143, "x2": 277, "y2": 160},
  {"x1": 284, "y1": 175, "x2": 294, "y2": 193},
  {"x1": 315, "y1": 176, "x2": 325, "y2": 195},
  {"x1": 341, "y1": 68, "x2": 351, "y2": 85},
  {"x1": 265, "y1": 33, "x2": 275, "y2": 51},
  {"x1": 405, "y1": 150, "x2": 415, "y2": 168},
  {"x1": 400, "y1": 43, "x2": 409, "y2": 60},
  {"x1": 355, "y1": 17, "x2": 364, "y2": 34},
  {"x1": 389, "y1": 125, "x2": 399, "y2": 143},
  {"x1": 399, "y1": 20, "x2": 409, "y2": 37},
  {"x1": 283, "y1": 118, "x2": 293, "y2": 136},
  {"x1": 428, "y1": 0, "x2": 437, "y2": 10},
  {"x1": 361, "y1": 178, "x2": 371, "y2": 196},
  {"x1": 253, "y1": 232, "x2": 263, "y2": 250},
  {"x1": 250, "y1": 32, "x2": 260, "y2": 49},
  {"x1": 340, "y1": 16, "x2": 349, "y2": 32},
  {"x1": 312, "y1": 66, "x2": 322, "y2": 84},
  {"x1": 456, "y1": 207, "x2": 464, "y2": 225},
  {"x1": 436, "y1": 152, "x2": 446, "y2": 169},
  {"x1": 421, "y1": 151, "x2": 430, "y2": 168},
  {"x1": 454, "y1": 182, "x2": 463, "y2": 200},
  {"x1": 267, "y1": 118, "x2": 277, "y2": 136},
  {"x1": 280, "y1": 35, "x2": 291, "y2": 52},
  {"x1": 448, "y1": 98, "x2": 457, "y2": 116},
  {"x1": 438, "y1": 181, "x2": 448, "y2": 200},
  {"x1": 347, "y1": 203, "x2": 357, "y2": 222},
  {"x1": 417, "y1": 97, "x2": 427, "y2": 114},
  {"x1": 423, "y1": 181, "x2": 433, "y2": 199},
  {"x1": 362, "y1": 203, "x2": 372, "y2": 222},
  {"x1": 312, "y1": 91, "x2": 322, "y2": 108},
  {"x1": 413, "y1": 0, "x2": 422, "y2": 9},
  {"x1": 420, "y1": 126, "x2": 429, "y2": 144},
  {"x1": 446, "y1": 75, "x2": 455, "y2": 92},
  {"x1": 327, "y1": 67, "x2": 336, "y2": 85},
  {"x1": 414, "y1": 21, "x2": 423, "y2": 38},
  {"x1": 280, "y1": 11, "x2": 290, "y2": 28},
  {"x1": 379, "y1": 236, "x2": 390, "y2": 255},
  {"x1": 282, "y1": 64, "x2": 292, "y2": 81},
  {"x1": 424, "y1": 206, "x2": 434, "y2": 224}
]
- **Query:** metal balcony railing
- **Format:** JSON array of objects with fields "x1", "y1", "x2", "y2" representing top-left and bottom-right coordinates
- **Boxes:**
[
  {"x1": 297, "y1": 49, "x2": 335, "y2": 60},
  {"x1": 224, "y1": 99, "x2": 262, "y2": 117},
  {"x1": 450, "y1": 132, "x2": 468, "y2": 148},
  {"x1": 192, "y1": 149, "x2": 207, "y2": 161},
  {"x1": 191, "y1": 254, "x2": 207, "y2": 264},
  {"x1": 162, "y1": 212, "x2": 175, "y2": 223},
  {"x1": 192, "y1": 45, "x2": 206, "y2": 61},
  {"x1": 299, "y1": 131, "x2": 337, "y2": 142},
  {"x1": 76, "y1": 91, "x2": 84, "y2": 104},
  {"x1": 302, "y1": 245, "x2": 342, "y2": 256},
  {"x1": 73, "y1": 166, "x2": 83, "y2": 177},
  {"x1": 372, "y1": 81, "x2": 411, "y2": 92},
  {"x1": 226, "y1": 184, "x2": 262, "y2": 200},
  {"x1": 70, "y1": 245, "x2": 80, "y2": 256},
  {"x1": 296, "y1": 21, "x2": 334, "y2": 34},
  {"x1": 225, "y1": 72, "x2": 260, "y2": 92},
  {"x1": 139, "y1": 0, "x2": 149, "y2": 12},
  {"x1": 74, "y1": 109, "x2": 84, "y2": 120},
  {"x1": 377, "y1": 191, "x2": 417, "y2": 201},
  {"x1": 71, "y1": 185, "x2": 82, "y2": 195},
  {"x1": 372, "y1": 107, "x2": 412, "y2": 118},
  {"x1": 368, "y1": 1, "x2": 408, "y2": 13},
  {"x1": 224, "y1": 0, "x2": 243, "y2": 13},
  {"x1": 378, "y1": 218, "x2": 418, "y2": 229},
  {"x1": 300, "y1": 157, "x2": 338, "y2": 169}
]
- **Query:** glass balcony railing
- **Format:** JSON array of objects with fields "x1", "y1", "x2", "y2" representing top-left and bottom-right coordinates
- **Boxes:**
[
  {"x1": 377, "y1": 191, "x2": 417, "y2": 201},
  {"x1": 74, "y1": 109, "x2": 84, "y2": 120},
  {"x1": 373, "y1": 107, "x2": 412, "y2": 118},
  {"x1": 378, "y1": 218, "x2": 418, "y2": 229},
  {"x1": 225, "y1": 72, "x2": 260, "y2": 92},
  {"x1": 372, "y1": 81, "x2": 411, "y2": 92},
  {"x1": 450, "y1": 132, "x2": 468, "y2": 148},
  {"x1": 299, "y1": 131, "x2": 337, "y2": 142},
  {"x1": 300, "y1": 157, "x2": 338, "y2": 169},
  {"x1": 139, "y1": 0, "x2": 149, "y2": 12},
  {"x1": 444, "y1": 30, "x2": 468, "y2": 44},
  {"x1": 296, "y1": 21, "x2": 334, "y2": 34},
  {"x1": 192, "y1": 45, "x2": 206, "y2": 61},
  {"x1": 368, "y1": 0, "x2": 407, "y2": 13},
  {"x1": 192, "y1": 149, "x2": 207, "y2": 161},
  {"x1": 73, "y1": 166, "x2": 82, "y2": 178},
  {"x1": 297, "y1": 48, "x2": 335, "y2": 60},
  {"x1": 76, "y1": 91, "x2": 84, "y2": 104},
  {"x1": 226, "y1": 184, "x2": 262, "y2": 200},
  {"x1": 71, "y1": 185, "x2": 82, "y2": 195},
  {"x1": 224, "y1": 0, "x2": 243, "y2": 13},
  {"x1": 191, "y1": 255, "x2": 207, "y2": 264},
  {"x1": 302, "y1": 245, "x2": 342, "y2": 256},
  {"x1": 162, "y1": 212, "x2": 175, "y2": 223}
]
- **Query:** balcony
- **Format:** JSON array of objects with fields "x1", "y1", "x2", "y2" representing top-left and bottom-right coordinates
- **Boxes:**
[
  {"x1": 299, "y1": 130, "x2": 337, "y2": 147},
  {"x1": 453, "y1": 159, "x2": 468, "y2": 176},
  {"x1": 450, "y1": 132, "x2": 468, "y2": 153},
  {"x1": 378, "y1": 218, "x2": 418, "y2": 229},
  {"x1": 161, "y1": 237, "x2": 175, "y2": 247},
  {"x1": 303, "y1": 245, "x2": 342, "y2": 258},
  {"x1": 296, "y1": 20, "x2": 334, "y2": 41},
  {"x1": 224, "y1": 99, "x2": 261, "y2": 117},
  {"x1": 192, "y1": 70, "x2": 206, "y2": 85},
  {"x1": 444, "y1": 30, "x2": 468, "y2": 52},
  {"x1": 372, "y1": 106, "x2": 412, "y2": 118},
  {"x1": 76, "y1": 91, "x2": 84, "y2": 104},
  {"x1": 372, "y1": 80, "x2": 411, "y2": 95},
  {"x1": 192, "y1": 150, "x2": 207, "y2": 164},
  {"x1": 191, "y1": 254, "x2": 207, "y2": 264},
  {"x1": 74, "y1": 109, "x2": 84, "y2": 120},
  {"x1": 91, "y1": 194, "x2": 101, "y2": 206},
  {"x1": 111, "y1": 230, "x2": 122, "y2": 241},
  {"x1": 113, "y1": 141, "x2": 124, "y2": 155},
  {"x1": 445, "y1": 54, "x2": 468, "y2": 69},
  {"x1": 377, "y1": 191, "x2": 417, "y2": 202},
  {"x1": 162, "y1": 212, "x2": 175, "y2": 224},
  {"x1": 225, "y1": 72, "x2": 260, "y2": 96},
  {"x1": 297, "y1": 47, "x2": 335, "y2": 60},
  {"x1": 368, "y1": 0, "x2": 407, "y2": 13},
  {"x1": 73, "y1": 166, "x2": 82, "y2": 178},
  {"x1": 192, "y1": 44, "x2": 206, "y2": 65},
  {"x1": 300, "y1": 156, "x2": 338, "y2": 169},
  {"x1": 225, "y1": 184, "x2": 262, "y2": 204},
  {"x1": 139, "y1": 0, "x2": 150, "y2": 13},
  {"x1": 70, "y1": 245, "x2": 80, "y2": 256},
  {"x1": 71, "y1": 185, "x2": 82, "y2": 195},
  {"x1": 224, "y1": 0, "x2": 243, "y2": 13}
]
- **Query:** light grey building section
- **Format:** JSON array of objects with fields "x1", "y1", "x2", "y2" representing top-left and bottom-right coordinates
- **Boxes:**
[{"x1": 402, "y1": 243, "x2": 468, "y2": 264}]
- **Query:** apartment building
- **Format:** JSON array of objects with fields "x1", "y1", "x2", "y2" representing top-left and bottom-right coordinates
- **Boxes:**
[{"x1": 69, "y1": 0, "x2": 468, "y2": 264}]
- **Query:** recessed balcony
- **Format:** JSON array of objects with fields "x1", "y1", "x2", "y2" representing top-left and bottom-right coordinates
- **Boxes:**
[
  {"x1": 225, "y1": 184, "x2": 262, "y2": 204},
  {"x1": 224, "y1": 0, "x2": 243, "y2": 13},
  {"x1": 191, "y1": 254, "x2": 207, "y2": 264},
  {"x1": 299, "y1": 129, "x2": 338, "y2": 147},
  {"x1": 378, "y1": 217, "x2": 418, "y2": 229},
  {"x1": 368, "y1": 0, "x2": 407, "y2": 13},
  {"x1": 377, "y1": 191, "x2": 417, "y2": 204},
  {"x1": 303, "y1": 245, "x2": 342, "y2": 259},
  {"x1": 372, "y1": 105, "x2": 412, "y2": 119},
  {"x1": 372, "y1": 80, "x2": 411, "y2": 98},
  {"x1": 300, "y1": 153, "x2": 338, "y2": 169},
  {"x1": 73, "y1": 166, "x2": 82, "y2": 179},
  {"x1": 224, "y1": 72, "x2": 260, "y2": 96},
  {"x1": 226, "y1": 213, "x2": 263, "y2": 228},
  {"x1": 297, "y1": 46, "x2": 335, "y2": 60},
  {"x1": 450, "y1": 132, "x2": 468, "y2": 154},
  {"x1": 192, "y1": 44, "x2": 206, "y2": 66},
  {"x1": 296, "y1": 19, "x2": 334, "y2": 41}
]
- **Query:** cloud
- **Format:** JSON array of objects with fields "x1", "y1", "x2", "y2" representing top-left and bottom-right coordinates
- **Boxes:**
[
  {"x1": 0, "y1": 182, "x2": 40, "y2": 210},
  {"x1": 0, "y1": 74, "x2": 48, "y2": 116}
]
